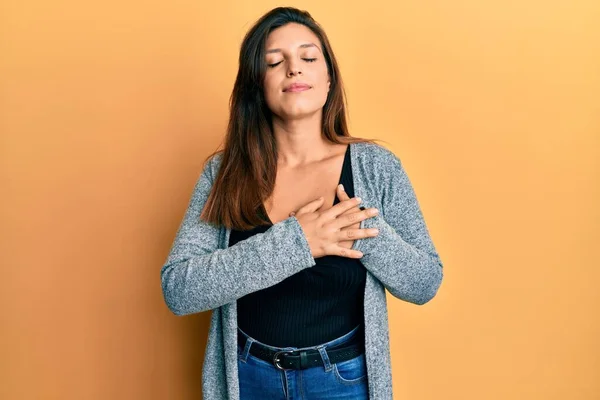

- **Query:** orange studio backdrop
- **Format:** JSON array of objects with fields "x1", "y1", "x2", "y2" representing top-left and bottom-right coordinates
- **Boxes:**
[{"x1": 1, "y1": 0, "x2": 598, "y2": 399}]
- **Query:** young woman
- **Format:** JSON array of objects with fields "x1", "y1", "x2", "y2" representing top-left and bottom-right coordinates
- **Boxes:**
[{"x1": 161, "y1": 7, "x2": 444, "y2": 400}]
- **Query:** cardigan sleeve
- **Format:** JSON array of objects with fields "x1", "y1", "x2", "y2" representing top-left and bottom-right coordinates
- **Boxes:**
[
  {"x1": 354, "y1": 152, "x2": 444, "y2": 305},
  {"x1": 160, "y1": 156, "x2": 316, "y2": 316}
]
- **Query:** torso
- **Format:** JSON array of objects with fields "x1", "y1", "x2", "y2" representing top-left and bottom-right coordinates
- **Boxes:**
[
  {"x1": 233, "y1": 141, "x2": 365, "y2": 347},
  {"x1": 263, "y1": 143, "x2": 349, "y2": 224}
]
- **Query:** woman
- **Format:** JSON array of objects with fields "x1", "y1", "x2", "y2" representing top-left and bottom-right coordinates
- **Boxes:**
[{"x1": 161, "y1": 6, "x2": 444, "y2": 400}]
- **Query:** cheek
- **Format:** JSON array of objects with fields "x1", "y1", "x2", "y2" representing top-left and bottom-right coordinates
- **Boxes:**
[
  {"x1": 314, "y1": 74, "x2": 330, "y2": 98},
  {"x1": 263, "y1": 76, "x2": 274, "y2": 93},
  {"x1": 313, "y1": 69, "x2": 330, "y2": 92}
]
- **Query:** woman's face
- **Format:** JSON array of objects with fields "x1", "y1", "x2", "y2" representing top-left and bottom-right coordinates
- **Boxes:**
[{"x1": 263, "y1": 23, "x2": 330, "y2": 121}]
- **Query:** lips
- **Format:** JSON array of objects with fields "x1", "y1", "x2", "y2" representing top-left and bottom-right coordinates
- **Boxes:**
[{"x1": 284, "y1": 83, "x2": 311, "y2": 92}]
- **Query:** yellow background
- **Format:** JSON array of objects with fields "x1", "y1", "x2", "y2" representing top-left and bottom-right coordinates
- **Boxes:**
[{"x1": 1, "y1": 0, "x2": 599, "y2": 399}]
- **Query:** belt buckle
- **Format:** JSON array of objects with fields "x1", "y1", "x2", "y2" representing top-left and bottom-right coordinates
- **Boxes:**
[{"x1": 273, "y1": 350, "x2": 293, "y2": 371}]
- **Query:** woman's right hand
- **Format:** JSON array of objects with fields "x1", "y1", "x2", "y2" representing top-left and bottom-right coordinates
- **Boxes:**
[{"x1": 293, "y1": 196, "x2": 380, "y2": 259}]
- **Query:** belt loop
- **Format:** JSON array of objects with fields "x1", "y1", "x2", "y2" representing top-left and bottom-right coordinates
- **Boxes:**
[
  {"x1": 299, "y1": 350, "x2": 309, "y2": 369},
  {"x1": 239, "y1": 336, "x2": 255, "y2": 363},
  {"x1": 316, "y1": 345, "x2": 332, "y2": 372}
]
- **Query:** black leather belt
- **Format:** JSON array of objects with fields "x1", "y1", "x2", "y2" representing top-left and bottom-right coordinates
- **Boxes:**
[{"x1": 238, "y1": 331, "x2": 365, "y2": 371}]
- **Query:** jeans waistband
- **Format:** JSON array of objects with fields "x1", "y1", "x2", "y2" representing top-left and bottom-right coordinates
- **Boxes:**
[{"x1": 237, "y1": 324, "x2": 364, "y2": 371}]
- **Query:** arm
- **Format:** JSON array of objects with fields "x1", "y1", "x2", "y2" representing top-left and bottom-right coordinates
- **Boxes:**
[
  {"x1": 160, "y1": 157, "x2": 316, "y2": 316},
  {"x1": 355, "y1": 152, "x2": 443, "y2": 305}
]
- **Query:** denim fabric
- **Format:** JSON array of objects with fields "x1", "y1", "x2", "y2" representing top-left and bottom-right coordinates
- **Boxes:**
[{"x1": 237, "y1": 325, "x2": 368, "y2": 399}]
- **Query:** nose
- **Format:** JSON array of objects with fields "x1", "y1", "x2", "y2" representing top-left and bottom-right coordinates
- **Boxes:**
[{"x1": 286, "y1": 61, "x2": 302, "y2": 77}]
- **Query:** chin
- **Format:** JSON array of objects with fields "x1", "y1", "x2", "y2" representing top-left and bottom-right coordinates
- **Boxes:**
[
  {"x1": 280, "y1": 108, "x2": 321, "y2": 120},
  {"x1": 278, "y1": 102, "x2": 326, "y2": 119}
]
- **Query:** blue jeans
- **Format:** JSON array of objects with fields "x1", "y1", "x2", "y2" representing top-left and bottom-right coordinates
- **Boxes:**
[{"x1": 237, "y1": 324, "x2": 369, "y2": 399}]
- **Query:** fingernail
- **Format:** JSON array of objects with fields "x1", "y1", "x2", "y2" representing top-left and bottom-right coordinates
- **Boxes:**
[{"x1": 338, "y1": 184, "x2": 345, "y2": 191}]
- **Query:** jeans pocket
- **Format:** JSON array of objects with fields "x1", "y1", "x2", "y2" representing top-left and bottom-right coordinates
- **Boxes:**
[{"x1": 332, "y1": 353, "x2": 367, "y2": 385}]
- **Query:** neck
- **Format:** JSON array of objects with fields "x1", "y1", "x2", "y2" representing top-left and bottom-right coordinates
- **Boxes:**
[{"x1": 272, "y1": 111, "x2": 333, "y2": 168}]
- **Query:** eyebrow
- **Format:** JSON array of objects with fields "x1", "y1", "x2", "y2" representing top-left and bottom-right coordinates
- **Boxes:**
[{"x1": 265, "y1": 43, "x2": 322, "y2": 54}]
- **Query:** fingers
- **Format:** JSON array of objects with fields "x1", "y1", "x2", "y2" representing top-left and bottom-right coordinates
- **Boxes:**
[
  {"x1": 334, "y1": 183, "x2": 377, "y2": 225},
  {"x1": 320, "y1": 195, "x2": 362, "y2": 221},
  {"x1": 337, "y1": 226, "x2": 379, "y2": 242},
  {"x1": 295, "y1": 185, "x2": 355, "y2": 219},
  {"x1": 336, "y1": 184, "x2": 358, "y2": 215},
  {"x1": 295, "y1": 196, "x2": 324, "y2": 216},
  {"x1": 337, "y1": 184, "x2": 351, "y2": 201},
  {"x1": 331, "y1": 206, "x2": 379, "y2": 230},
  {"x1": 333, "y1": 246, "x2": 364, "y2": 259}
]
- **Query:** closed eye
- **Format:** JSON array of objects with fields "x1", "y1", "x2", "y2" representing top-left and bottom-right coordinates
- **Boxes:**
[{"x1": 267, "y1": 58, "x2": 318, "y2": 68}]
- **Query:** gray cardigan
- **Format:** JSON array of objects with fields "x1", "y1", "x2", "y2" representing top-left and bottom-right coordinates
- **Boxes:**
[{"x1": 161, "y1": 141, "x2": 444, "y2": 399}]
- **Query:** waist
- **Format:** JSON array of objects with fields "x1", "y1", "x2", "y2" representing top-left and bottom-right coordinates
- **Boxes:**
[{"x1": 237, "y1": 324, "x2": 365, "y2": 371}]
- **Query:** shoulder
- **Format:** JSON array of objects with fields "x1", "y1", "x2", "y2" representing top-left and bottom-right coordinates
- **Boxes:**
[
  {"x1": 209, "y1": 152, "x2": 224, "y2": 168},
  {"x1": 351, "y1": 141, "x2": 415, "y2": 206},
  {"x1": 351, "y1": 141, "x2": 403, "y2": 171},
  {"x1": 202, "y1": 151, "x2": 225, "y2": 182}
]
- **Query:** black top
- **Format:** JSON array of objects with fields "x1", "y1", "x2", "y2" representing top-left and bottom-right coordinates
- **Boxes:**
[{"x1": 229, "y1": 145, "x2": 367, "y2": 348}]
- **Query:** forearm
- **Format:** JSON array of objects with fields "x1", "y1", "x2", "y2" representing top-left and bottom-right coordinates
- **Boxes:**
[
  {"x1": 356, "y1": 214, "x2": 443, "y2": 305},
  {"x1": 161, "y1": 216, "x2": 315, "y2": 315}
]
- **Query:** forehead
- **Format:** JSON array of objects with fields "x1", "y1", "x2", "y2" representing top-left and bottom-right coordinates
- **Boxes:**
[{"x1": 265, "y1": 23, "x2": 322, "y2": 52}]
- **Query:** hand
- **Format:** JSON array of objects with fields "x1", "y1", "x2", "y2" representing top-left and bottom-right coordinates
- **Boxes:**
[
  {"x1": 292, "y1": 194, "x2": 380, "y2": 259},
  {"x1": 335, "y1": 184, "x2": 368, "y2": 251}
]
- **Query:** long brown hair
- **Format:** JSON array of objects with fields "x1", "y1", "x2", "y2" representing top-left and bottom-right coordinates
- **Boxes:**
[{"x1": 200, "y1": 6, "x2": 385, "y2": 230}]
